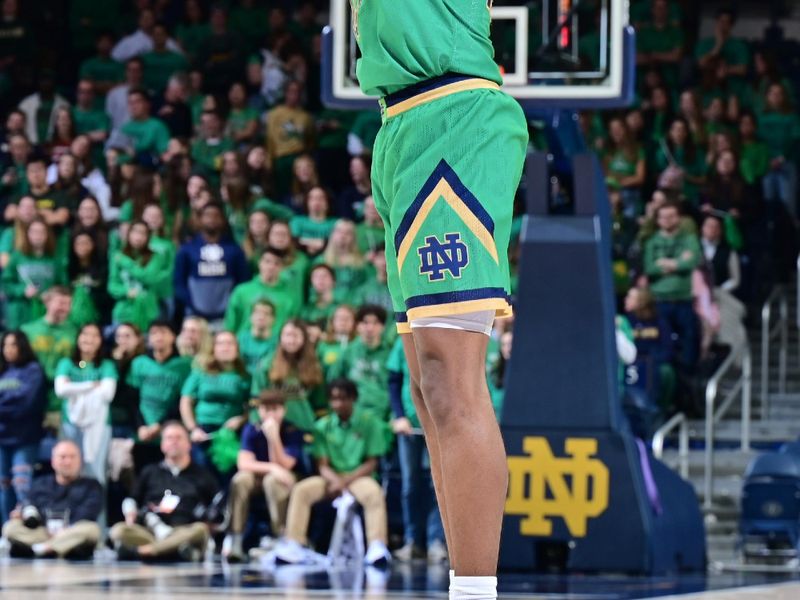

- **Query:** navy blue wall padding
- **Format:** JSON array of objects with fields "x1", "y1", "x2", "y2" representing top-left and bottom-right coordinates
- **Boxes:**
[
  {"x1": 779, "y1": 441, "x2": 800, "y2": 460},
  {"x1": 500, "y1": 147, "x2": 706, "y2": 574}
]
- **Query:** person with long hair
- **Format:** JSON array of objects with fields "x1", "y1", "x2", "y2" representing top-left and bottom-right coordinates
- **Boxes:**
[
  {"x1": 241, "y1": 208, "x2": 271, "y2": 272},
  {"x1": 318, "y1": 219, "x2": 368, "y2": 297},
  {"x1": 287, "y1": 153, "x2": 319, "y2": 211},
  {"x1": 251, "y1": 320, "x2": 323, "y2": 431},
  {"x1": 72, "y1": 196, "x2": 109, "y2": 255},
  {"x1": 221, "y1": 174, "x2": 253, "y2": 243},
  {"x1": 678, "y1": 90, "x2": 708, "y2": 149},
  {"x1": 177, "y1": 316, "x2": 213, "y2": 363},
  {"x1": 118, "y1": 169, "x2": 158, "y2": 225},
  {"x1": 46, "y1": 107, "x2": 76, "y2": 163},
  {"x1": 0, "y1": 195, "x2": 37, "y2": 269},
  {"x1": 226, "y1": 82, "x2": 259, "y2": 146},
  {"x1": 317, "y1": 305, "x2": 357, "y2": 380},
  {"x1": 2, "y1": 218, "x2": 66, "y2": 329},
  {"x1": 68, "y1": 229, "x2": 111, "y2": 327},
  {"x1": 110, "y1": 323, "x2": 145, "y2": 438},
  {"x1": 180, "y1": 331, "x2": 251, "y2": 479},
  {"x1": 108, "y1": 220, "x2": 165, "y2": 330},
  {"x1": 51, "y1": 153, "x2": 87, "y2": 210},
  {"x1": 738, "y1": 111, "x2": 770, "y2": 186},
  {"x1": 244, "y1": 145, "x2": 273, "y2": 199},
  {"x1": 604, "y1": 117, "x2": 646, "y2": 217},
  {"x1": 162, "y1": 153, "x2": 192, "y2": 240},
  {"x1": 55, "y1": 323, "x2": 118, "y2": 487},
  {"x1": 290, "y1": 186, "x2": 336, "y2": 256},
  {"x1": 301, "y1": 264, "x2": 340, "y2": 328},
  {"x1": 0, "y1": 331, "x2": 46, "y2": 523},
  {"x1": 652, "y1": 117, "x2": 707, "y2": 204}
]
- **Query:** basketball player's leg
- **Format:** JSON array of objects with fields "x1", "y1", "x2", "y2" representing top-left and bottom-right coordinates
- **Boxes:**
[
  {"x1": 411, "y1": 325, "x2": 507, "y2": 576},
  {"x1": 400, "y1": 334, "x2": 456, "y2": 566}
]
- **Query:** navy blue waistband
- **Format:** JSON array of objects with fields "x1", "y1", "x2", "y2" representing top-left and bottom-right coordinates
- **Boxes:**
[{"x1": 382, "y1": 73, "x2": 475, "y2": 108}]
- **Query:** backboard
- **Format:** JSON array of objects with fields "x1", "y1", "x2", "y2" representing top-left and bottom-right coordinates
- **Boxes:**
[{"x1": 321, "y1": 0, "x2": 635, "y2": 112}]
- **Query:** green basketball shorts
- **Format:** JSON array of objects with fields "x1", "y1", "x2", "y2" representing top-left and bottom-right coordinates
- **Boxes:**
[{"x1": 371, "y1": 74, "x2": 529, "y2": 334}]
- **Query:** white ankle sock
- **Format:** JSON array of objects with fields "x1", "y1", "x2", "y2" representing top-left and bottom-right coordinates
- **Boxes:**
[{"x1": 449, "y1": 575, "x2": 498, "y2": 600}]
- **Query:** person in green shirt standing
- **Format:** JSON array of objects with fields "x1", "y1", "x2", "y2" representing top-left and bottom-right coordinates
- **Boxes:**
[
  {"x1": 636, "y1": 0, "x2": 684, "y2": 89},
  {"x1": 696, "y1": 7, "x2": 750, "y2": 97},
  {"x1": 107, "y1": 221, "x2": 166, "y2": 331},
  {"x1": 21, "y1": 287, "x2": 77, "y2": 423},
  {"x1": 278, "y1": 378, "x2": 391, "y2": 566},
  {"x1": 142, "y1": 23, "x2": 189, "y2": 94},
  {"x1": 237, "y1": 300, "x2": 278, "y2": 376},
  {"x1": 73, "y1": 80, "x2": 110, "y2": 148},
  {"x1": 301, "y1": 264, "x2": 341, "y2": 329},
  {"x1": 603, "y1": 117, "x2": 647, "y2": 217},
  {"x1": 290, "y1": 187, "x2": 338, "y2": 256},
  {"x1": 316, "y1": 305, "x2": 357, "y2": 381},
  {"x1": 643, "y1": 201, "x2": 701, "y2": 370},
  {"x1": 758, "y1": 83, "x2": 800, "y2": 210},
  {"x1": 251, "y1": 320, "x2": 324, "y2": 431},
  {"x1": 2, "y1": 219, "x2": 66, "y2": 329},
  {"x1": 738, "y1": 112, "x2": 770, "y2": 185},
  {"x1": 224, "y1": 248, "x2": 301, "y2": 334},
  {"x1": 191, "y1": 111, "x2": 235, "y2": 187},
  {"x1": 387, "y1": 337, "x2": 447, "y2": 563},
  {"x1": 128, "y1": 320, "x2": 192, "y2": 468},
  {"x1": 55, "y1": 323, "x2": 118, "y2": 487},
  {"x1": 120, "y1": 89, "x2": 171, "y2": 161},
  {"x1": 329, "y1": 305, "x2": 392, "y2": 420},
  {"x1": 355, "y1": 196, "x2": 385, "y2": 256},
  {"x1": 79, "y1": 32, "x2": 124, "y2": 97},
  {"x1": 180, "y1": 331, "x2": 251, "y2": 482},
  {"x1": 226, "y1": 82, "x2": 260, "y2": 147}
]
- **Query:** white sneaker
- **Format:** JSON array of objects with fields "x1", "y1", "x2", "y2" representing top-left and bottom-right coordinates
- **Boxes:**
[
  {"x1": 364, "y1": 540, "x2": 391, "y2": 566},
  {"x1": 274, "y1": 538, "x2": 306, "y2": 564},
  {"x1": 259, "y1": 535, "x2": 278, "y2": 550},
  {"x1": 427, "y1": 539, "x2": 449, "y2": 564}
]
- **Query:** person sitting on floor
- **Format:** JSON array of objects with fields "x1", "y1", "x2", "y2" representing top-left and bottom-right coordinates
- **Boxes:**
[
  {"x1": 221, "y1": 389, "x2": 307, "y2": 561},
  {"x1": 2, "y1": 440, "x2": 102, "y2": 559},
  {"x1": 109, "y1": 422, "x2": 219, "y2": 562},
  {"x1": 276, "y1": 378, "x2": 391, "y2": 566}
]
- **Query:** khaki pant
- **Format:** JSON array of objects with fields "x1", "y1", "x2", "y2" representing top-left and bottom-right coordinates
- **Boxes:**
[
  {"x1": 2, "y1": 518, "x2": 100, "y2": 557},
  {"x1": 109, "y1": 522, "x2": 209, "y2": 557},
  {"x1": 229, "y1": 470, "x2": 296, "y2": 536},
  {"x1": 285, "y1": 476, "x2": 387, "y2": 546}
]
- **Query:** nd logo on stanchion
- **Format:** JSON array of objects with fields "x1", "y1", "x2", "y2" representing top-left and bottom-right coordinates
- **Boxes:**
[{"x1": 505, "y1": 437, "x2": 610, "y2": 537}]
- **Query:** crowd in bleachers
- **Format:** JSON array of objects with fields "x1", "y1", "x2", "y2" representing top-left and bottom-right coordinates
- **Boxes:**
[{"x1": 0, "y1": 0, "x2": 797, "y2": 565}]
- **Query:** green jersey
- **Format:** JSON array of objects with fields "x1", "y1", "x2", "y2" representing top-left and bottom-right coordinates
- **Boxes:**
[
  {"x1": 312, "y1": 409, "x2": 388, "y2": 474},
  {"x1": 141, "y1": 50, "x2": 189, "y2": 93},
  {"x1": 353, "y1": 0, "x2": 502, "y2": 96},
  {"x1": 290, "y1": 215, "x2": 337, "y2": 241},
  {"x1": 2, "y1": 252, "x2": 65, "y2": 329},
  {"x1": 223, "y1": 277, "x2": 301, "y2": 334},
  {"x1": 251, "y1": 353, "x2": 323, "y2": 431},
  {"x1": 329, "y1": 338, "x2": 392, "y2": 420},
  {"x1": 21, "y1": 317, "x2": 77, "y2": 411},
  {"x1": 121, "y1": 118, "x2": 170, "y2": 156},
  {"x1": 317, "y1": 338, "x2": 351, "y2": 381},
  {"x1": 237, "y1": 330, "x2": 276, "y2": 375},
  {"x1": 128, "y1": 353, "x2": 192, "y2": 426},
  {"x1": 181, "y1": 367, "x2": 251, "y2": 427},
  {"x1": 56, "y1": 358, "x2": 118, "y2": 424},
  {"x1": 73, "y1": 106, "x2": 109, "y2": 136}
]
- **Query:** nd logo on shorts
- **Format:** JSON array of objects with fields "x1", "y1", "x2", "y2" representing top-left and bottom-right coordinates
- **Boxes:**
[{"x1": 418, "y1": 233, "x2": 469, "y2": 282}]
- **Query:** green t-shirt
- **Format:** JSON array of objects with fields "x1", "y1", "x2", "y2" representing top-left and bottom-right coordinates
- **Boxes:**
[
  {"x1": 56, "y1": 358, "x2": 118, "y2": 423},
  {"x1": 757, "y1": 111, "x2": 800, "y2": 160},
  {"x1": 312, "y1": 409, "x2": 388, "y2": 474},
  {"x1": 354, "y1": 0, "x2": 501, "y2": 96},
  {"x1": 224, "y1": 277, "x2": 302, "y2": 334},
  {"x1": 290, "y1": 215, "x2": 337, "y2": 241},
  {"x1": 278, "y1": 251, "x2": 311, "y2": 303},
  {"x1": 237, "y1": 330, "x2": 276, "y2": 376},
  {"x1": 2, "y1": 252, "x2": 65, "y2": 329},
  {"x1": 329, "y1": 338, "x2": 391, "y2": 420},
  {"x1": 740, "y1": 140, "x2": 770, "y2": 184},
  {"x1": 191, "y1": 136, "x2": 235, "y2": 177},
  {"x1": 227, "y1": 107, "x2": 260, "y2": 141},
  {"x1": 175, "y1": 22, "x2": 211, "y2": 61},
  {"x1": 695, "y1": 36, "x2": 750, "y2": 94},
  {"x1": 181, "y1": 367, "x2": 251, "y2": 427},
  {"x1": 605, "y1": 147, "x2": 645, "y2": 183},
  {"x1": 128, "y1": 354, "x2": 192, "y2": 426},
  {"x1": 22, "y1": 318, "x2": 78, "y2": 412},
  {"x1": 355, "y1": 222, "x2": 384, "y2": 255},
  {"x1": 317, "y1": 338, "x2": 351, "y2": 381},
  {"x1": 251, "y1": 353, "x2": 322, "y2": 431},
  {"x1": 79, "y1": 56, "x2": 124, "y2": 89},
  {"x1": 300, "y1": 296, "x2": 340, "y2": 328},
  {"x1": 386, "y1": 337, "x2": 416, "y2": 428},
  {"x1": 121, "y1": 117, "x2": 171, "y2": 156},
  {"x1": 142, "y1": 50, "x2": 189, "y2": 93},
  {"x1": 73, "y1": 106, "x2": 110, "y2": 136}
]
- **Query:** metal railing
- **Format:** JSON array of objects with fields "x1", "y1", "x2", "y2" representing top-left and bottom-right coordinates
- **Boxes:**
[
  {"x1": 652, "y1": 412, "x2": 690, "y2": 480},
  {"x1": 761, "y1": 286, "x2": 788, "y2": 420},
  {"x1": 703, "y1": 342, "x2": 752, "y2": 510}
]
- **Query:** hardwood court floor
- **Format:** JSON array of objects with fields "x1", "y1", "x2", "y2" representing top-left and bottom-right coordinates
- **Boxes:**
[{"x1": 1, "y1": 559, "x2": 800, "y2": 599}]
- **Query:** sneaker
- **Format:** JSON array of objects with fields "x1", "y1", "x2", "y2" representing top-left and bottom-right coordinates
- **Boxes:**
[
  {"x1": 274, "y1": 538, "x2": 306, "y2": 565},
  {"x1": 259, "y1": 535, "x2": 278, "y2": 550},
  {"x1": 116, "y1": 545, "x2": 140, "y2": 562},
  {"x1": 177, "y1": 542, "x2": 203, "y2": 563},
  {"x1": 221, "y1": 534, "x2": 244, "y2": 563},
  {"x1": 364, "y1": 540, "x2": 392, "y2": 567},
  {"x1": 8, "y1": 541, "x2": 34, "y2": 559},
  {"x1": 427, "y1": 540, "x2": 449, "y2": 564},
  {"x1": 393, "y1": 542, "x2": 425, "y2": 562}
]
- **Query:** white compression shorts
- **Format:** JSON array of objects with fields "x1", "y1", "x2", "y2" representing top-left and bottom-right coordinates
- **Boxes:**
[{"x1": 409, "y1": 310, "x2": 495, "y2": 336}]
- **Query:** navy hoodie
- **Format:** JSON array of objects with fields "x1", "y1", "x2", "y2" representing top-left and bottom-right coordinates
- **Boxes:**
[
  {"x1": 174, "y1": 233, "x2": 250, "y2": 320},
  {"x1": 0, "y1": 361, "x2": 46, "y2": 446}
]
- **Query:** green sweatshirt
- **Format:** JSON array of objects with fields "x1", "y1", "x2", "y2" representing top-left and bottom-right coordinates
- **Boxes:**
[
  {"x1": 329, "y1": 338, "x2": 392, "y2": 420},
  {"x1": 643, "y1": 230, "x2": 700, "y2": 301},
  {"x1": 223, "y1": 277, "x2": 301, "y2": 334},
  {"x1": 237, "y1": 330, "x2": 276, "y2": 375},
  {"x1": 2, "y1": 252, "x2": 65, "y2": 329},
  {"x1": 758, "y1": 111, "x2": 800, "y2": 161},
  {"x1": 149, "y1": 236, "x2": 176, "y2": 299},
  {"x1": 21, "y1": 317, "x2": 77, "y2": 411},
  {"x1": 181, "y1": 367, "x2": 251, "y2": 427},
  {"x1": 250, "y1": 353, "x2": 323, "y2": 431},
  {"x1": 128, "y1": 353, "x2": 192, "y2": 427},
  {"x1": 740, "y1": 140, "x2": 770, "y2": 184},
  {"x1": 107, "y1": 250, "x2": 166, "y2": 330}
]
